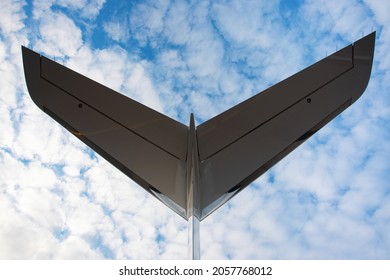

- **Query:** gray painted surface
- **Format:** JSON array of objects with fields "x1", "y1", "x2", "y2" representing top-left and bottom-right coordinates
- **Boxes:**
[{"x1": 22, "y1": 32, "x2": 375, "y2": 222}]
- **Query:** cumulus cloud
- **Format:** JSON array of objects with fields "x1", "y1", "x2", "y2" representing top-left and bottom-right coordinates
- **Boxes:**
[
  {"x1": 56, "y1": 0, "x2": 106, "y2": 19},
  {"x1": 1, "y1": 0, "x2": 179, "y2": 260},
  {"x1": 32, "y1": 0, "x2": 106, "y2": 20},
  {"x1": 103, "y1": 21, "x2": 130, "y2": 43},
  {"x1": 34, "y1": 11, "x2": 83, "y2": 57},
  {"x1": 300, "y1": 0, "x2": 375, "y2": 40},
  {"x1": 0, "y1": 0, "x2": 389, "y2": 260},
  {"x1": 0, "y1": 0, "x2": 26, "y2": 35}
]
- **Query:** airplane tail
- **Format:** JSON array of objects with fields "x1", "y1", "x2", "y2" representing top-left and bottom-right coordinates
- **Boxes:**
[{"x1": 22, "y1": 32, "x2": 375, "y2": 221}]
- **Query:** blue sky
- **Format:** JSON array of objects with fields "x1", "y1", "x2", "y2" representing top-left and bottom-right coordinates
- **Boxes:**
[{"x1": 0, "y1": 0, "x2": 390, "y2": 259}]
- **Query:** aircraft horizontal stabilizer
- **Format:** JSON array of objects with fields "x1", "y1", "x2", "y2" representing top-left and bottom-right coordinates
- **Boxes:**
[
  {"x1": 196, "y1": 33, "x2": 375, "y2": 218},
  {"x1": 22, "y1": 32, "x2": 375, "y2": 220}
]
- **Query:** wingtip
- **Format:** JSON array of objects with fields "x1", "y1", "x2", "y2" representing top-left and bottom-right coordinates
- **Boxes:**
[
  {"x1": 354, "y1": 30, "x2": 376, "y2": 61},
  {"x1": 348, "y1": 31, "x2": 376, "y2": 103},
  {"x1": 21, "y1": 46, "x2": 39, "y2": 68},
  {"x1": 21, "y1": 45, "x2": 32, "y2": 57},
  {"x1": 21, "y1": 46, "x2": 45, "y2": 109},
  {"x1": 354, "y1": 31, "x2": 376, "y2": 49},
  {"x1": 21, "y1": 45, "x2": 28, "y2": 59}
]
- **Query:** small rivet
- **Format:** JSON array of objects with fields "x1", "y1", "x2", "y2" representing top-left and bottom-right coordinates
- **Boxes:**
[
  {"x1": 78, "y1": 103, "x2": 83, "y2": 108},
  {"x1": 307, "y1": 98, "x2": 312, "y2": 103}
]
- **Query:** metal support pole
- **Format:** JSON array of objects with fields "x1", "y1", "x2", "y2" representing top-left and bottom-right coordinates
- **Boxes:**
[{"x1": 188, "y1": 214, "x2": 200, "y2": 260}]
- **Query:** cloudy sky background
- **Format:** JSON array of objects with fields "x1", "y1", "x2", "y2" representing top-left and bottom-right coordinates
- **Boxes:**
[{"x1": 1, "y1": 0, "x2": 390, "y2": 259}]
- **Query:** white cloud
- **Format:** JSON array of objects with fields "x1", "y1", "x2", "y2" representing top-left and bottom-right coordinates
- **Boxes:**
[
  {"x1": 56, "y1": 0, "x2": 106, "y2": 19},
  {"x1": 0, "y1": 0, "x2": 26, "y2": 34},
  {"x1": 1, "y1": 0, "x2": 390, "y2": 260},
  {"x1": 32, "y1": 0, "x2": 105, "y2": 19},
  {"x1": 34, "y1": 11, "x2": 83, "y2": 57},
  {"x1": 162, "y1": 1, "x2": 191, "y2": 46},
  {"x1": 211, "y1": 1, "x2": 277, "y2": 48},
  {"x1": 364, "y1": 0, "x2": 390, "y2": 25},
  {"x1": 365, "y1": 0, "x2": 390, "y2": 79},
  {"x1": 0, "y1": 195, "x2": 50, "y2": 258},
  {"x1": 103, "y1": 21, "x2": 129, "y2": 43},
  {"x1": 32, "y1": 0, "x2": 55, "y2": 19},
  {"x1": 300, "y1": 0, "x2": 375, "y2": 40},
  {"x1": 128, "y1": 0, "x2": 170, "y2": 46}
]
